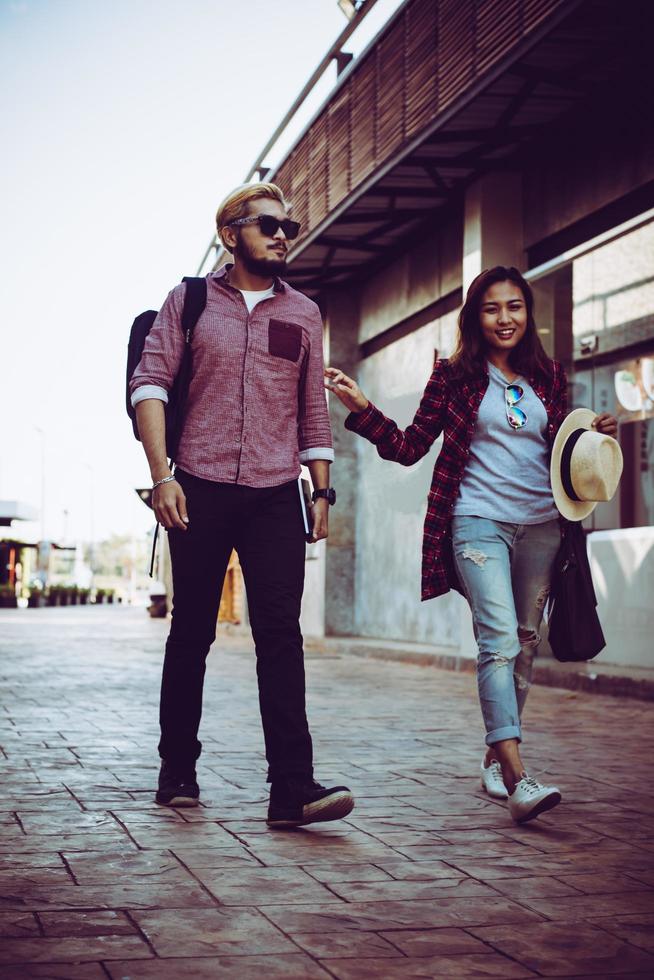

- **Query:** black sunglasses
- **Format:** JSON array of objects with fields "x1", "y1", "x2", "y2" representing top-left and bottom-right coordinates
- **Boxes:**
[{"x1": 229, "y1": 214, "x2": 301, "y2": 240}]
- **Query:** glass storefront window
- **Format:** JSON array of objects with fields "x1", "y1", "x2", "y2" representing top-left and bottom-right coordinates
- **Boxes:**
[
  {"x1": 572, "y1": 354, "x2": 654, "y2": 530},
  {"x1": 531, "y1": 216, "x2": 654, "y2": 532},
  {"x1": 573, "y1": 221, "x2": 654, "y2": 357}
]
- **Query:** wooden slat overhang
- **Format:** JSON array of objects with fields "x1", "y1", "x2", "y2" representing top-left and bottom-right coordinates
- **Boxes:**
[{"x1": 210, "y1": 0, "x2": 652, "y2": 297}]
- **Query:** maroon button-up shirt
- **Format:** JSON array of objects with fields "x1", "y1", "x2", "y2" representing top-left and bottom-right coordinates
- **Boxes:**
[
  {"x1": 130, "y1": 266, "x2": 333, "y2": 487},
  {"x1": 346, "y1": 358, "x2": 568, "y2": 601}
]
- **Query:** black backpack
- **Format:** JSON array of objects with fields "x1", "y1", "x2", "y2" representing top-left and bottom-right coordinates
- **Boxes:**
[
  {"x1": 126, "y1": 276, "x2": 207, "y2": 460},
  {"x1": 547, "y1": 521, "x2": 606, "y2": 662}
]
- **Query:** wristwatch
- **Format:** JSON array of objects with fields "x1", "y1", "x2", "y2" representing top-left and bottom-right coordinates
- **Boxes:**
[{"x1": 312, "y1": 488, "x2": 336, "y2": 506}]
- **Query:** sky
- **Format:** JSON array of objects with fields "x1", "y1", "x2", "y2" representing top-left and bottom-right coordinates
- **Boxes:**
[{"x1": 1, "y1": 0, "x2": 403, "y2": 546}]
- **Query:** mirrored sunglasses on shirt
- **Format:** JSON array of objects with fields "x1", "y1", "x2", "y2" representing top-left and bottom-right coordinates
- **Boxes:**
[{"x1": 505, "y1": 383, "x2": 528, "y2": 429}]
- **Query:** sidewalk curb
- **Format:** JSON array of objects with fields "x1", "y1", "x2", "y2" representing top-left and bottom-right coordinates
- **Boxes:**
[{"x1": 304, "y1": 636, "x2": 654, "y2": 702}]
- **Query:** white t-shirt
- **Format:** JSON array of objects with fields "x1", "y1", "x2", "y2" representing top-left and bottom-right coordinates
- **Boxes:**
[{"x1": 239, "y1": 286, "x2": 276, "y2": 313}]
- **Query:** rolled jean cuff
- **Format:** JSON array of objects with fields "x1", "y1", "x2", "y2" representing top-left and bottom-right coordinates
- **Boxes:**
[{"x1": 485, "y1": 724, "x2": 522, "y2": 747}]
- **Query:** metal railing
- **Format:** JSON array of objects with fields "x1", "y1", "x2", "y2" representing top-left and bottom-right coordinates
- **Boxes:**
[{"x1": 196, "y1": 0, "x2": 382, "y2": 275}]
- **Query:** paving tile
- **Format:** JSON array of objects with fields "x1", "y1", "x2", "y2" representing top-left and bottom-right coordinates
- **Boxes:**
[
  {"x1": 0, "y1": 882, "x2": 216, "y2": 911},
  {"x1": 497, "y1": 823, "x2": 618, "y2": 853},
  {"x1": 470, "y1": 920, "x2": 654, "y2": 975},
  {"x1": 169, "y1": 845, "x2": 262, "y2": 869},
  {"x1": 16, "y1": 812, "x2": 119, "y2": 835},
  {"x1": 520, "y1": 889, "x2": 654, "y2": 921},
  {"x1": 133, "y1": 907, "x2": 297, "y2": 956},
  {"x1": 555, "y1": 871, "x2": 654, "y2": 895},
  {"x1": 238, "y1": 837, "x2": 397, "y2": 867},
  {"x1": 0, "y1": 833, "x2": 133, "y2": 853},
  {"x1": 0, "y1": 912, "x2": 40, "y2": 938},
  {"x1": 0, "y1": 935, "x2": 152, "y2": 964},
  {"x1": 436, "y1": 828, "x2": 509, "y2": 844},
  {"x1": 38, "y1": 910, "x2": 137, "y2": 937},
  {"x1": 0, "y1": 966, "x2": 107, "y2": 979},
  {"x1": 194, "y1": 866, "x2": 337, "y2": 905},
  {"x1": 123, "y1": 823, "x2": 236, "y2": 847},
  {"x1": 577, "y1": 817, "x2": 654, "y2": 842},
  {"x1": 588, "y1": 913, "x2": 654, "y2": 952},
  {"x1": 627, "y1": 868, "x2": 654, "y2": 887},
  {"x1": 484, "y1": 875, "x2": 583, "y2": 899},
  {"x1": 380, "y1": 928, "x2": 489, "y2": 956},
  {"x1": 0, "y1": 853, "x2": 68, "y2": 871},
  {"x1": 263, "y1": 897, "x2": 543, "y2": 932},
  {"x1": 104, "y1": 953, "x2": 331, "y2": 979},
  {"x1": 303, "y1": 863, "x2": 394, "y2": 883},
  {"x1": 393, "y1": 839, "x2": 539, "y2": 861},
  {"x1": 0, "y1": 868, "x2": 73, "y2": 888},
  {"x1": 325, "y1": 876, "x2": 491, "y2": 903},
  {"x1": 353, "y1": 829, "x2": 446, "y2": 846},
  {"x1": 62, "y1": 849, "x2": 196, "y2": 885},
  {"x1": 376, "y1": 860, "x2": 467, "y2": 881},
  {"x1": 291, "y1": 931, "x2": 401, "y2": 958},
  {"x1": 322, "y1": 953, "x2": 536, "y2": 977},
  {"x1": 444, "y1": 844, "x2": 654, "y2": 880}
]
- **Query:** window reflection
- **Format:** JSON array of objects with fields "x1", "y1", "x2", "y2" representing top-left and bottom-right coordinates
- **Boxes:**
[{"x1": 573, "y1": 354, "x2": 654, "y2": 530}]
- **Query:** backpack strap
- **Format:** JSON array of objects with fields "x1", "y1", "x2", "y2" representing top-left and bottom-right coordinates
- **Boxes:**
[
  {"x1": 181, "y1": 276, "x2": 207, "y2": 342},
  {"x1": 148, "y1": 276, "x2": 207, "y2": 578}
]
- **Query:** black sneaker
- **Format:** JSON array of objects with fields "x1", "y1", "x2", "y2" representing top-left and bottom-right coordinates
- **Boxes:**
[
  {"x1": 155, "y1": 761, "x2": 200, "y2": 807},
  {"x1": 267, "y1": 777, "x2": 354, "y2": 828}
]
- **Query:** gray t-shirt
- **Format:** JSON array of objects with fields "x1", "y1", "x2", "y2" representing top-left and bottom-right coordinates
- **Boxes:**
[{"x1": 453, "y1": 361, "x2": 558, "y2": 524}]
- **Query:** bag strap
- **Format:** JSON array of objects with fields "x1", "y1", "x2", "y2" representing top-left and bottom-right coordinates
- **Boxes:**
[{"x1": 181, "y1": 276, "x2": 207, "y2": 343}]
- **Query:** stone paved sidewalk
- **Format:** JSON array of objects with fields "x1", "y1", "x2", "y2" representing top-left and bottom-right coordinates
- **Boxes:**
[{"x1": 1, "y1": 606, "x2": 654, "y2": 979}]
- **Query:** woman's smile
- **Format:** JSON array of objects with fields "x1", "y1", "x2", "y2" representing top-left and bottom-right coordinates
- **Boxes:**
[{"x1": 480, "y1": 281, "x2": 528, "y2": 352}]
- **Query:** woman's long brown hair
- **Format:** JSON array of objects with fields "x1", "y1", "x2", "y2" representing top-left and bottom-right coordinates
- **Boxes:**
[{"x1": 449, "y1": 266, "x2": 553, "y2": 382}]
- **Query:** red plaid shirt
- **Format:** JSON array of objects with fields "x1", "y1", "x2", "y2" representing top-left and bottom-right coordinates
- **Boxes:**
[{"x1": 345, "y1": 358, "x2": 568, "y2": 601}]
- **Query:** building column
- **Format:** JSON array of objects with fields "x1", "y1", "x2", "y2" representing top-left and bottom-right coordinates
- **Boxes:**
[
  {"x1": 322, "y1": 286, "x2": 360, "y2": 636},
  {"x1": 463, "y1": 172, "x2": 524, "y2": 290}
]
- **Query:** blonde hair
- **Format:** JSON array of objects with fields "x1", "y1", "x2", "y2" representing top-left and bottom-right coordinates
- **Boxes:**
[{"x1": 216, "y1": 182, "x2": 289, "y2": 249}]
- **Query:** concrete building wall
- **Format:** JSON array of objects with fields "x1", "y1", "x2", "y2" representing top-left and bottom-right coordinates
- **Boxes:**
[
  {"x1": 323, "y1": 290, "x2": 360, "y2": 637},
  {"x1": 358, "y1": 214, "x2": 462, "y2": 344},
  {"x1": 523, "y1": 98, "x2": 654, "y2": 248},
  {"x1": 353, "y1": 310, "x2": 473, "y2": 648}
]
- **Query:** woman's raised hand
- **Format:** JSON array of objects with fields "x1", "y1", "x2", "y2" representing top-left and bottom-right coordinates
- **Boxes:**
[
  {"x1": 592, "y1": 412, "x2": 618, "y2": 439},
  {"x1": 324, "y1": 367, "x2": 369, "y2": 414}
]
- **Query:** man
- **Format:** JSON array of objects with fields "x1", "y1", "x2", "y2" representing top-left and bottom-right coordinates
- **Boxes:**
[{"x1": 130, "y1": 182, "x2": 354, "y2": 827}]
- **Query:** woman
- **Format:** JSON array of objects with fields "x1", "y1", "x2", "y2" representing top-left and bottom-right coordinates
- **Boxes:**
[{"x1": 325, "y1": 266, "x2": 617, "y2": 824}]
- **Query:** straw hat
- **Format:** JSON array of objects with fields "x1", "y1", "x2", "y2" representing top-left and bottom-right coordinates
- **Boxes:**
[{"x1": 550, "y1": 408, "x2": 624, "y2": 521}]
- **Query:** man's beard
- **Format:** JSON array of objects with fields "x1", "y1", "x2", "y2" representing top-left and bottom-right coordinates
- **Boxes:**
[{"x1": 234, "y1": 237, "x2": 287, "y2": 277}]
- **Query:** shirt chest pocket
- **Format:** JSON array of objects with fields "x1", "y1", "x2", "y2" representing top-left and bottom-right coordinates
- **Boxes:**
[{"x1": 268, "y1": 319, "x2": 302, "y2": 362}]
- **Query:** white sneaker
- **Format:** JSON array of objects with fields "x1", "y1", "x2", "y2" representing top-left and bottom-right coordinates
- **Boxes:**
[
  {"x1": 480, "y1": 758, "x2": 509, "y2": 799},
  {"x1": 508, "y1": 774, "x2": 561, "y2": 823}
]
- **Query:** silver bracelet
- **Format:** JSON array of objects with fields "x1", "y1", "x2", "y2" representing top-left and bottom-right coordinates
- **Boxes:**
[{"x1": 152, "y1": 475, "x2": 176, "y2": 490}]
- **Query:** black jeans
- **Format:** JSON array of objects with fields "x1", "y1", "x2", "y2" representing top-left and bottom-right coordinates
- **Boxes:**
[{"x1": 159, "y1": 470, "x2": 313, "y2": 782}]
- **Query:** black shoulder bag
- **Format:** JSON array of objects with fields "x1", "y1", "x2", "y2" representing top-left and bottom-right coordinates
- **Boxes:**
[{"x1": 547, "y1": 521, "x2": 606, "y2": 662}]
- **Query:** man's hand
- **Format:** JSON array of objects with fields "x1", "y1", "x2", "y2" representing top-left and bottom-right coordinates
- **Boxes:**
[
  {"x1": 324, "y1": 367, "x2": 369, "y2": 413},
  {"x1": 311, "y1": 498, "x2": 329, "y2": 542},
  {"x1": 153, "y1": 480, "x2": 189, "y2": 531},
  {"x1": 592, "y1": 412, "x2": 618, "y2": 439}
]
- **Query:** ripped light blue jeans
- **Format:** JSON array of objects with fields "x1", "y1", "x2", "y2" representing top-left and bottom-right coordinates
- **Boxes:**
[{"x1": 452, "y1": 515, "x2": 561, "y2": 746}]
